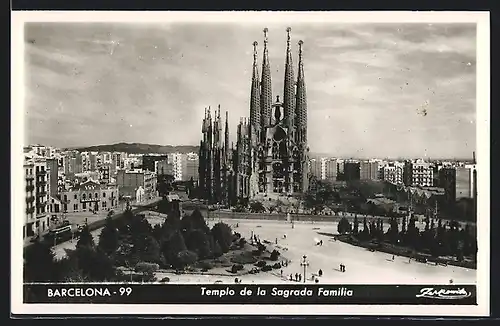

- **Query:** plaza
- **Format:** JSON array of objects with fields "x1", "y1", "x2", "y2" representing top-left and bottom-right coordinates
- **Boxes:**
[{"x1": 161, "y1": 217, "x2": 476, "y2": 285}]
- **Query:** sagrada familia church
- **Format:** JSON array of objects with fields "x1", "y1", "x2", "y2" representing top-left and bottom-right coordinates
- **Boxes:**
[{"x1": 198, "y1": 27, "x2": 309, "y2": 206}]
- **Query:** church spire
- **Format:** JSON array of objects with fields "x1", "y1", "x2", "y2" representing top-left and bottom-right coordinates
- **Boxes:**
[
  {"x1": 283, "y1": 27, "x2": 295, "y2": 128},
  {"x1": 224, "y1": 110, "x2": 230, "y2": 163},
  {"x1": 295, "y1": 40, "x2": 307, "y2": 144},
  {"x1": 250, "y1": 41, "x2": 261, "y2": 131},
  {"x1": 260, "y1": 27, "x2": 272, "y2": 129}
]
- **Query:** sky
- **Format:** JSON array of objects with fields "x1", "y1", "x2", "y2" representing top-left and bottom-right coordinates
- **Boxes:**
[{"x1": 24, "y1": 22, "x2": 477, "y2": 159}]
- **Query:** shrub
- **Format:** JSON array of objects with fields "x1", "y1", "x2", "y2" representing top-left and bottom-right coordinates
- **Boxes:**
[
  {"x1": 231, "y1": 264, "x2": 244, "y2": 273},
  {"x1": 231, "y1": 254, "x2": 257, "y2": 265},
  {"x1": 252, "y1": 250, "x2": 262, "y2": 256},
  {"x1": 257, "y1": 243, "x2": 266, "y2": 252},
  {"x1": 270, "y1": 249, "x2": 281, "y2": 261},
  {"x1": 238, "y1": 238, "x2": 247, "y2": 248},
  {"x1": 159, "y1": 276, "x2": 170, "y2": 283},
  {"x1": 261, "y1": 265, "x2": 272, "y2": 272},
  {"x1": 135, "y1": 262, "x2": 159, "y2": 274},
  {"x1": 272, "y1": 263, "x2": 281, "y2": 269},
  {"x1": 175, "y1": 250, "x2": 198, "y2": 269},
  {"x1": 196, "y1": 261, "x2": 213, "y2": 270},
  {"x1": 255, "y1": 260, "x2": 267, "y2": 268}
]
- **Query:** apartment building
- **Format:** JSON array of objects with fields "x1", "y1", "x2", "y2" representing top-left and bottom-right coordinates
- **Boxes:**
[
  {"x1": 23, "y1": 156, "x2": 50, "y2": 238},
  {"x1": 116, "y1": 168, "x2": 157, "y2": 201},
  {"x1": 320, "y1": 157, "x2": 337, "y2": 181},
  {"x1": 406, "y1": 159, "x2": 434, "y2": 187},
  {"x1": 59, "y1": 180, "x2": 119, "y2": 213}
]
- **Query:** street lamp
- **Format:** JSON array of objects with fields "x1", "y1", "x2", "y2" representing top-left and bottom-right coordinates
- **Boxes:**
[{"x1": 300, "y1": 255, "x2": 309, "y2": 283}]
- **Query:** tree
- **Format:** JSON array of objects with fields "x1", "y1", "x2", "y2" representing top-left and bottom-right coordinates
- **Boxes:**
[
  {"x1": 98, "y1": 216, "x2": 120, "y2": 256},
  {"x1": 337, "y1": 217, "x2": 351, "y2": 234},
  {"x1": 401, "y1": 216, "x2": 407, "y2": 234},
  {"x1": 211, "y1": 222, "x2": 233, "y2": 253},
  {"x1": 181, "y1": 208, "x2": 210, "y2": 233},
  {"x1": 249, "y1": 201, "x2": 266, "y2": 213},
  {"x1": 270, "y1": 249, "x2": 280, "y2": 261},
  {"x1": 353, "y1": 215, "x2": 359, "y2": 234},
  {"x1": 387, "y1": 217, "x2": 399, "y2": 243},
  {"x1": 134, "y1": 235, "x2": 163, "y2": 265},
  {"x1": 184, "y1": 229, "x2": 212, "y2": 259},
  {"x1": 24, "y1": 241, "x2": 57, "y2": 282},
  {"x1": 406, "y1": 216, "x2": 420, "y2": 248},
  {"x1": 164, "y1": 203, "x2": 182, "y2": 231},
  {"x1": 77, "y1": 225, "x2": 95, "y2": 249},
  {"x1": 161, "y1": 231, "x2": 187, "y2": 265},
  {"x1": 65, "y1": 246, "x2": 118, "y2": 282},
  {"x1": 175, "y1": 250, "x2": 198, "y2": 269}
]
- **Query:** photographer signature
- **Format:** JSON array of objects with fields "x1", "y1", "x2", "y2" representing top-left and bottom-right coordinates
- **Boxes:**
[{"x1": 416, "y1": 287, "x2": 472, "y2": 300}]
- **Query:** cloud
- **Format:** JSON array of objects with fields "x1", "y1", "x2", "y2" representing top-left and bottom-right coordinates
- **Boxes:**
[{"x1": 23, "y1": 22, "x2": 476, "y2": 159}]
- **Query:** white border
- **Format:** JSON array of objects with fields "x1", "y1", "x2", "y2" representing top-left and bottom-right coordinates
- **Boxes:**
[{"x1": 11, "y1": 11, "x2": 490, "y2": 317}]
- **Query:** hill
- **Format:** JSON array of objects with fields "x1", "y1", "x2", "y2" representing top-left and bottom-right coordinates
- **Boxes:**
[{"x1": 67, "y1": 142, "x2": 199, "y2": 154}]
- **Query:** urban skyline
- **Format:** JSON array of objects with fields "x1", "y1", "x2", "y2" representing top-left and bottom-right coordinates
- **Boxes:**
[{"x1": 25, "y1": 22, "x2": 476, "y2": 159}]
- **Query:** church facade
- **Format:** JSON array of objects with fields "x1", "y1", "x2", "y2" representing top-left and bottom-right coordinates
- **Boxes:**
[{"x1": 199, "y1": 28, "x2": 309, "y2": 205}]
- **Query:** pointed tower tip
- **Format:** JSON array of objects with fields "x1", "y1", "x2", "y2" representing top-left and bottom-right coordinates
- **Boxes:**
[
  {"x1": 263, "y1": 28, "x2": 269, "y2": 44},
  {"x1": 225, "y1": 111, "x2": 228, "y2": 119},
  {"x1": 298, "y1": 40, "x2": 304, "y2": 59}
]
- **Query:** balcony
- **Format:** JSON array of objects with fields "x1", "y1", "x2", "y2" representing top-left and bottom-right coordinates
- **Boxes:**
[
  {"x1": 25, "y1": 196, "x2": 35, "y2": 204},
  {"x1": 37, "y1": 179, "x2": 47, "y2": 184},
  {"x1": 25, "y1": 185, "x2": 35, "y2": 192},
  {"x1": 39, "y1": 190, "x2": 47, "y2": 196},
  {"x1": 26, "y1": 174, "x2": 34, "y2": 180},
  {"x1": 26, "y1": 207, "x2": 35, "y2": 215},
  {"x1": 36, "y1": 201, "x2": 48, "y2": 207},
  {"x1": 36, "y1": 170, "x2": 47, "y2": 175}
]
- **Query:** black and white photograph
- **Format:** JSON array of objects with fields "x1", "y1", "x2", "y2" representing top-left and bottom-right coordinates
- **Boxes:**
[{"x1": 11, "y1": 11, "x2": 490, "y2": 316}]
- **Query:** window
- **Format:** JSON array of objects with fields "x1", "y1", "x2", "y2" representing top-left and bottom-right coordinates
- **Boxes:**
[
  {"x1": 74, "y1": 194, "x2": 77, "y2": 199},
  {"x1": 95, "y1": 192, "x2": 98, "y2": 198},
  {"x1": 73, "y1": 203, "x2": 78, "y2": 211},
  {"x1": 89, "y1": 193, "x2": 92, "y2": 199},
  {"x1": 102, "y1": 192, "x2": 106, "y2": 198},
  {"x1": 83, "y1": 203, "x2": 87, "y2": 209},
  {"x1": 102, "y1": 201, "x2": 107, "y2": 208},
  {"x1": 64, "y1": 194, "x2": 68, "y2": 202},
  {"x1": 83, "y1": 193, "x2": 86, "y2": 200}
]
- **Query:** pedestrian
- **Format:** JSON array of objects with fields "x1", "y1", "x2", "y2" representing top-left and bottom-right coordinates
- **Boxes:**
[
  {"x1": 289, "y1": 274, "x2": 293, "y2": 281},
  {"x1": 299, "y1": 274, "x2": 302, "y2": 282},
  {"x1": 318, "y1": 269, "x2": 323, "y2": 277},
  {"x1": 275, "y1": 237, "x2": 278, "y2": 244},
  {"x1": 281, "y1": 270, "x2": 283, "y2": 277},
  {"x1": 295, "y1": 273, "x2": 299, "y2": 282},
  {"x1": 392, "y1": 255, "x2": 395, "y2": 261}
]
